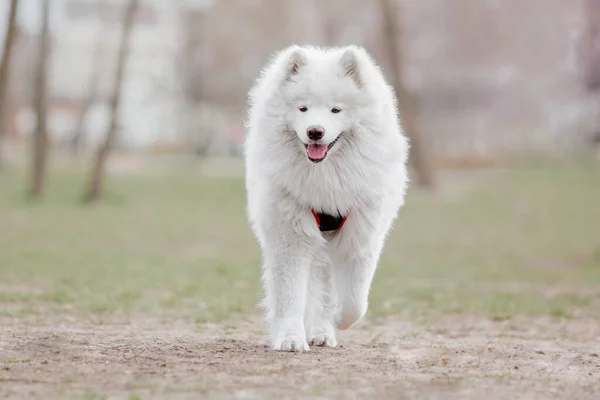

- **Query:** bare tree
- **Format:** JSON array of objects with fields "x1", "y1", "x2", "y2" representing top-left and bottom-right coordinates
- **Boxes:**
[
  {"x1": 0, "y1": 0, "x2": 20, "y2": 165},
  {"x1": 379, "y1": 0, "x2": 435, "y2": 189},
  {"x1": 84, "y1": 0, "x2": 138, "y2": 202},
  {"x1": 583, "y1": 0, "x2": 600, "y2": 149},
  {"x1": 70, "y1": 29, "x2": 104, "y2": 155},
  {"x1": 29, "y1": 0, "x2": 51, "y2": 198},
  {"x1": 583, "y1": 0, "x2": 600, "y2": 91}
]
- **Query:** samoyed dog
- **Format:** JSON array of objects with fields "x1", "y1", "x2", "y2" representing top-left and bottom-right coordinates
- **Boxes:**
[{"x1": 244, "y1": 45, "x2": 409, "y2": 351}]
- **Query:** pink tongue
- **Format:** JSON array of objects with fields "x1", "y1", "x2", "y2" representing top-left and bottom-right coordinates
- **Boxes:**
[{"x1": 307, "y1": 143, "x2": 327, "y2": 159}]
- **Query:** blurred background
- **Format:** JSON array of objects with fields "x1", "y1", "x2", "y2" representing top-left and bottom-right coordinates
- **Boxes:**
[
  {"x1": 0, "y1": 0, "x2": 599, "y2": 165},
  {"x1": 0, "y1": 0, "x2": 600, "y2": 337},
  {"x1": 1, "y1": 1, "x2": 600, "y2": 397}
]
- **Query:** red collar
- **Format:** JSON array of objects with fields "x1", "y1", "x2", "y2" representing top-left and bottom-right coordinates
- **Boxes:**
[{"x1": 311, "y1": 209, "x2": 349, "y2": 232}]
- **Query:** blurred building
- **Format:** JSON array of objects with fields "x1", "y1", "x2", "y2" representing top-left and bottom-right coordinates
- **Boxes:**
[
  {"x1": 401, "y1": 0, "x2": 599, "y2": 158},
  {"x1": 5, "y1": 0, "x2": 215, "y2": 152}
]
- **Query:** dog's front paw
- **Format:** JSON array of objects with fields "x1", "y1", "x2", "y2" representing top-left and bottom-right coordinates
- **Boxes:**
[
  {"x1": 273, "y1": 334, "x2": 310, "y2": 352},
  {"x1": 272, "y1": 319, "x2": 309, "y2": 352},
  {"x1": 307, "y1": 320, "x2": 337, "y2": 347}
]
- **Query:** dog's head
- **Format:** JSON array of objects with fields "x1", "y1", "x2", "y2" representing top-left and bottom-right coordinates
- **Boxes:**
[{"x1": 276, "y1": 46, "x2": 379, "y2": 163}]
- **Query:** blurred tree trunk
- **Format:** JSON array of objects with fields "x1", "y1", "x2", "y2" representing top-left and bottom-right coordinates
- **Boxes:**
[
  {"x1": 71, "y1": 30, "x2": 104, "y2": 155},
  {"x1": 583, "y1": 0, "x2": 600, "y2": 147},
  {"x1": 583, "y1": 0, "x2": 600, "y2": 91},
  {"x1": 29, "y1": 0, "x2": 51, "y2": 198},
  {"x1": 85, "y1": 0, "x2": 138, "y2": 202},
  {"x1": 0, "y1": 0, "x2": 20, "y2": 167},
  {"x1": 379, "y1": 0, "x2": 436, "y2": 189}
]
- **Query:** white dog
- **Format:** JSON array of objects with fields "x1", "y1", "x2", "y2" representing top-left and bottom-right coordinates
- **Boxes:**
[{"x1": 244, "y1": 45, "x2": 409, "y2": 351}]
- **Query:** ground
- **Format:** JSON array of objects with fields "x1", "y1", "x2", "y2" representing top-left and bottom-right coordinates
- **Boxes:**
[{"x1": 1, "y1": 155, "x2": 600, "y2": 399}]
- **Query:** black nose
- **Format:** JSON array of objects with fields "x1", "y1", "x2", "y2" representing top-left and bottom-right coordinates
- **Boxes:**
[{"x1": 307, "y1": 126, "x2": 325, "y2": 141}]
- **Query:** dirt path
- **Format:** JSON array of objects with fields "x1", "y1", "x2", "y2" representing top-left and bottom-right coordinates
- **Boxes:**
[{"x1": 1, "y1": 316, "x2": 600, "y2": 399}]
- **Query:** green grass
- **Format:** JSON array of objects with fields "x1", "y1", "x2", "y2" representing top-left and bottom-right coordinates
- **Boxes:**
[{"x1": 1, "y1": 158, "x2": 600, "y2": 324}]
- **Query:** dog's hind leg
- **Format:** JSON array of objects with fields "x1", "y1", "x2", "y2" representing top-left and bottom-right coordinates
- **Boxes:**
[
  {"x1": 331, "y1": 252, "x2": 379, "y2": 330},
  {"x1": 304, "y1": 253, "x2": 337, "y2": 347},
  {"x1": 330, "y1": 208, "x2": 391, "y2": 331}
]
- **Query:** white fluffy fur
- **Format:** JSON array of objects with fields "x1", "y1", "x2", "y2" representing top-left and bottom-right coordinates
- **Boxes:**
[{"x1": 244, "y1": 45, "x2": 409, "y2": 351}]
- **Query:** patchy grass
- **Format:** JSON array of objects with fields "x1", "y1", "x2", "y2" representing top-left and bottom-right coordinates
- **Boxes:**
[{"x1": 1, "y1": 158, "x2": 600, "y2": 325}]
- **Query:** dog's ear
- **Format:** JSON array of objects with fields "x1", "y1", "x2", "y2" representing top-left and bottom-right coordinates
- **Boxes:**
[
  {"x1": 340, "y1": 48, "x2": 362, "y2": 88},
  {"x1": 284, "y1": 48, "x2": 307, "y2": 81}
]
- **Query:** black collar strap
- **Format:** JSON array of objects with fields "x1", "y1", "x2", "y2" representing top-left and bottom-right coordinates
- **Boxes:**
[{"x1": 311, "y1": 209, "x2": 349, "y2": 232}]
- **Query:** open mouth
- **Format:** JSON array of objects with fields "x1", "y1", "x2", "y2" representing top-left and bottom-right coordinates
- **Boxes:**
[{"x1": 304, "y1": 135, "x2": 342, "y2": 163}]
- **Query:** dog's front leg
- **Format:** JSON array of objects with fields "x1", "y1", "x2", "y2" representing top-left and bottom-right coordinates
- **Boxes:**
[
  {"x1": 304, "y1": 253, "x2": 337, "y2": 347},
  {"x1": 260, "y1": 208, "x2": 323, "y2": 352},
  {"x1": 263, "y1": 247, "x2": 311, "y2": 351}
]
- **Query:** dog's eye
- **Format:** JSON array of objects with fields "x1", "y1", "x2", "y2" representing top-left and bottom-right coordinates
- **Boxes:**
[
  {"x1": 331, "y1": 107, "x2": 342, "y2": 114},
  {"x1": 298, "y1": 106, "x2": 308, "y2": 112}
]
